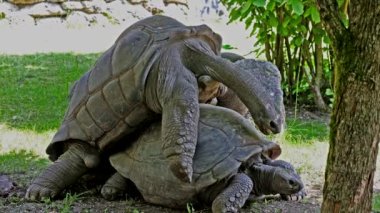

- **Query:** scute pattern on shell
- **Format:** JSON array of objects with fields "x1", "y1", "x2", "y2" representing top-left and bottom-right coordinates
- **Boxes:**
[
  {"x1": 109, "y1": 105, "x2": 280, "y2": 208},
  {"x1": 46, "y1": 15, "x2": 207, "y2": 160}
]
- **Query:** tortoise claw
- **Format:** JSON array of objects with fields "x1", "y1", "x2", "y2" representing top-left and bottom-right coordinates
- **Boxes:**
[
  {"x1": 101, "y1": 172, "x2": 128, "y2": 201},
  {"x1": 168, "y1": 155, "x2": 193, "y2": 183},
  {"x1": 281, "y1": 189, "x2": 307, "y2": 201},
  {"x1": 101, "y1": 185, "x2": 124, "y2": 201},
  {"x1": 25, "y1": 183, "x2": 58, "y2": 201}
]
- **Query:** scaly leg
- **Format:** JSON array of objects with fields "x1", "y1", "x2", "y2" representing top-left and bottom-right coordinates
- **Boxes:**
[
  {"x1": 101, "y1": 172, "x2": 129, "y2": 200},
  {"x1": 25, "y1": 142, "x2": 99, "y2": 201},
  {"x1": 211, "y1": 173, "x2": 253, "y2": 213},
  {"x1": 159, "y1": 64, "x2": 199, "y2": 183}
]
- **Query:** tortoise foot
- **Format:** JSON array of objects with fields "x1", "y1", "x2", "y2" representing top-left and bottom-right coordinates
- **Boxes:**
[
  {"x1": 25, "y1": 143, "x2": 91, "y2": 201},
  {"x1": 25, "y1": 183, "x2": 59, "y2": 201},
  {"x1": 168, "y1": 154, "x2": 193, "y2": 183},
  {"x1": 212, "y1": 173, "x2": 253, "y2": 213},
  {"x1": 281, "y1": 189, "x2": 307, "y2": 201},
  {"x1": 101, "y1": 185, "x2": 124, "y2": 201},
  {"x1": 101, "y1": 172, "x2": 128, "y2": 201}
]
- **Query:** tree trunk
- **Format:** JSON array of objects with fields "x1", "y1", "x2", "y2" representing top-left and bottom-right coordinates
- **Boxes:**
[
  {"x1": 284, "y1": 37, "x2": 294, "y2": 103},
  {"x1": 274, "y1": 8, "x2": 284, "y2": 79},
  {"x1": 317, "y1": 0, "x2": 380, "y2": 212},
  {"x1": 313, "y1": 38, "x2": 328, "y2": 111}
]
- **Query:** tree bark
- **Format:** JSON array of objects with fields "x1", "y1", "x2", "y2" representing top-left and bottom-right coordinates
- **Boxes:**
[{"x1": 317, "y1": 0, "x2": 380, "y2": 212}]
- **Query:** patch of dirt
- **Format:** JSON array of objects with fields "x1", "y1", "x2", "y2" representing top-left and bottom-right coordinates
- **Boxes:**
[{"x1": 0, "y1": 173, "x2": 321, "y2": 213}]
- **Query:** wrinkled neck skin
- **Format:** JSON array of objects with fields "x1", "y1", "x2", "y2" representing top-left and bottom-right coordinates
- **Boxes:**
[
  {"x1": 180, "y1": 39, "x2": 275, "y2": 134},
  {"x1": 248, "y1": 164, "x2": 278, "y2": 196}
]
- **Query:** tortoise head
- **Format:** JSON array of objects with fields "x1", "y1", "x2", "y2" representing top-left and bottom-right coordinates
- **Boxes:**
[
  {"x1": 170, "y1": 24, "x2": 222, "y2": 56},
  {"x1": 233, "y1": 59, "x2": 285, "y2": 135},
  {"x1": 190, "y1": 24, "x2": 222, "y2": 55},
  {"x1": 214, "y1": 55, "x2": 285, "y2": 135},
  {"x1": 247, "y1": 162, "x2": 304, "y2": 196},
  {"x1": 270, "y1": 166, "x2": 304, "y2": 195}
]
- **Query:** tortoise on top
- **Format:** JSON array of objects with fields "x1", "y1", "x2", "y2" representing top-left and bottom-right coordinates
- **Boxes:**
[
  {"x1": 103, "y1": 105, "x2": 304, "y2": 212},
  {"x1": 26, "y1": 15, "x2": 284, "y2": 200}
]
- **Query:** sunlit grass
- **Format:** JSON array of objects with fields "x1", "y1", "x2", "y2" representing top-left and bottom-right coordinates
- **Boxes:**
[
  {"x1": 0, "y1": 150, "x2": 49, "y2": 174},
  {"x1": 0, "y1": 53, "x2": 99, "y2": 132},
  {"x1": 284, "y1": 119, "x2": 329, "y2": 144},
  {"x1": 373, "y1": 193, "x2": 380, "y2": 212}
]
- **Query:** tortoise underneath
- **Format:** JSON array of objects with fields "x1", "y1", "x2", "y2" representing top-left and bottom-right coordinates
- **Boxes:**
[{"x1": 103, "y1": 105, "x2": 305, "y2": 212}]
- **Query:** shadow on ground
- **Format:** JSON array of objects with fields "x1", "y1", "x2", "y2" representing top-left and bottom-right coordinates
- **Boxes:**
[{"x1": 0, "y1": 151, "x2": 320, "y2": 213}]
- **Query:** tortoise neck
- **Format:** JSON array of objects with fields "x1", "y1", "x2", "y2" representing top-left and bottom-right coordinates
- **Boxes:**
[{"x1": 250, "y1": 164, "x2": 277, "y2": 195}]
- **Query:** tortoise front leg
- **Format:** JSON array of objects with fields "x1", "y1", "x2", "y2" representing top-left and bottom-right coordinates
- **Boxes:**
[
  {"x1": 160, "y1": 72, "x2": 199, "y2": 183},
  {"x1": 25, "y1": 142, "x2": 99, "y2": 201},
  {"x1": 101, "y1": 172, "x2": 129, "y2": 200},
  {"x1": 281, "y1": 190, "x2": 307, "y2": 201},
  {"x1": 211, "y1": 173, "x2": 253, "y2": 213}
]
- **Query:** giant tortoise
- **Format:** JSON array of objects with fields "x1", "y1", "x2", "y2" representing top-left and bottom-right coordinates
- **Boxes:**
[
  {"x1": 26, "y1": 15, "x2": 285, "y2": 200},
  {"x1": 103, "y1": 105, "x2": 304, "y2": 212}
]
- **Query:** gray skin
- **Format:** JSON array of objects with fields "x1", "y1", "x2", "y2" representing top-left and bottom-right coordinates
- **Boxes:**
[
  {"x1": 216, "y1": 53, "x2": 285, "y2": 124},
  {"x1": 103, "y1": 105, "x2": 304, "y2": 213},
  {"x1": 26, "y1": 16, "x2": 285, "y2": 201},
  {"x1": 247, "y1": 159, "x2": 307, "y2": 202}
]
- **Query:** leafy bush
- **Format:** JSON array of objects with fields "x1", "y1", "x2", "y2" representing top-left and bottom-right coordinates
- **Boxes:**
[{"x1": 221, "y1": 0, "x2": 335, "y2": 111}]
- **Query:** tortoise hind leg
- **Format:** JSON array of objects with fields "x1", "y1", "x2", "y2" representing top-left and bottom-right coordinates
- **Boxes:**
[
  {"x1": 211, "y1": 173, "x2": 253, "y2": 213},
  {"x1": 25, "y1": 142, "x2": 99, "y2": 201},
  {"x1": 101, "y1": 172, "x2": 129, "y2": 200}
]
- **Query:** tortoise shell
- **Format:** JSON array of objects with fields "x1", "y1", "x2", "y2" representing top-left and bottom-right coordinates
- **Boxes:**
[
  {"x1": 110, "y1": 105, "x2": 280, "y2": 208},
  {"x1": 47, "y1": 15, "x2": 222, "y2": 160}
]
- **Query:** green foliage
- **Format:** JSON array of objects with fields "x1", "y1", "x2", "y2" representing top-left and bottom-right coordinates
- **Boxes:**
[
  {"x1": 222, "y1": 44, "x2": 237, "y2": 50},
  {"x1": 0, "y1": 53, "x2": 99, "y2": 132},
  {"x1": 221, "y1": 0, "x2": 333, "y2": 110},
  {"x1": 289, "y1": 0, "x2": 304, "y2": 15}
]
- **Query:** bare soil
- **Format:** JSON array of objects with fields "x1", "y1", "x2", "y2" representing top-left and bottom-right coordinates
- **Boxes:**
[{"x1": 0, "y1": 183, "x2": 321, "y2": 213}]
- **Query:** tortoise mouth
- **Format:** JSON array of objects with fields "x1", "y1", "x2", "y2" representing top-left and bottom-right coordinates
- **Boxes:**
[{"x1": 256, "y1": 120, "x2": 282, "y2": 135}]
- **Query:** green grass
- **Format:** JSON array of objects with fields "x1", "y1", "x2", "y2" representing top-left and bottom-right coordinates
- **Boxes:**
[
  {"x1": 284, "y1": 118, "x2": 329, "y2": 144},
  {"x1": 373, "y1": 193, "x2": 380, "y2": 212},
  {"x1": 0, "y1": 150, "x2": 49, "y2": 174},
  {"x1": 60, "y1": 193, "x2": 82, "y2": 213},
  {"x1": 0, "y1": 53, "x2": 99, "y2": 132}
]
